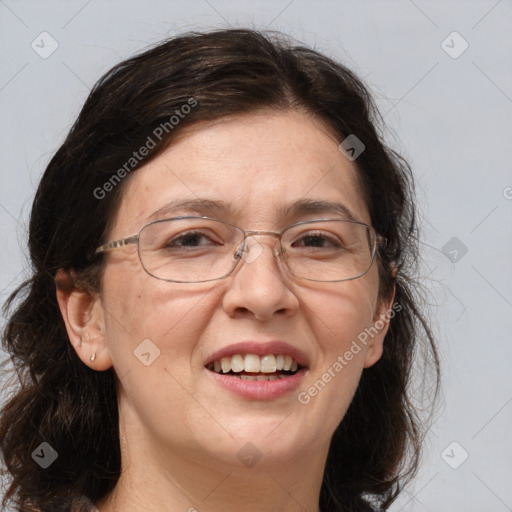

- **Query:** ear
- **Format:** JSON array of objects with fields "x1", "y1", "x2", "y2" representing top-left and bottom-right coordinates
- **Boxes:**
[
  {"x1": 363, "y1": 265, "x2": 398, "y2": 369},
  {"x1": 55, "y1": 268, "x2": 112, "y2": 371}
]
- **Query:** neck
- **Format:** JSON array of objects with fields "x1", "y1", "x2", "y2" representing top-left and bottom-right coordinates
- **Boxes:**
[
  {"x1": 97, "y1": 463, "x2": 324, "y2": 512},
  {"x1": 95, "y1": 409, "x2": 328, "y2": 512}
]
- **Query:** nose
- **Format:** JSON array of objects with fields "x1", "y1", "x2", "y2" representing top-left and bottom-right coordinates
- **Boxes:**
[{"x1": 222, "y1": 233, "x2": 299, "y2": 321}]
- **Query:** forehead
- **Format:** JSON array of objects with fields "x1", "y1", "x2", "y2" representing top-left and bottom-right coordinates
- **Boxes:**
[{"x1": 111, "y1": 110, "x2": 370, "y2": 235}]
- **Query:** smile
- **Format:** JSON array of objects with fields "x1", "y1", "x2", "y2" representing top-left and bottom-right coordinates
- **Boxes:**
[{"x1": 206, "y1": 354, "x2": 302, "y2": 381}]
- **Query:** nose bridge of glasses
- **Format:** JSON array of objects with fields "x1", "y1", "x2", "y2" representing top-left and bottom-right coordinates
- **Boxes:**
[
  {"x1": 244, "y1": 230, "x2": 280, "y2": 237},
  {"x1": 238, "y1": 230, "x2": 282, "y2": 262}
]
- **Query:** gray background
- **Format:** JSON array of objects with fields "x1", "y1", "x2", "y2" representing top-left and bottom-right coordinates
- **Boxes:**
[{"x1": 1, "y1": 1, "x2": 511, "y2": 510}]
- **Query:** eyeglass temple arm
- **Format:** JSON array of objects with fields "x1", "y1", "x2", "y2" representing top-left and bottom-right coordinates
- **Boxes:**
[{"x1": 94, "y1": 235, "x2": 139, "y2": 255}]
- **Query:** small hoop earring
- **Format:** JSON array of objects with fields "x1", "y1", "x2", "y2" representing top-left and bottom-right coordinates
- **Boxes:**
[{"x1": 90, "y1": 352, "x2": 97, "y2": 362}]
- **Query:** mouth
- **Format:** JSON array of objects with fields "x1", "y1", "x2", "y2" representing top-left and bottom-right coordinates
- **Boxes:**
[
  {"x1": 206, "y1": 353, "x2": 303, "y2": 381},
  {"x1": 204, "y1": 341, "x2": 309, "y2": 399}
]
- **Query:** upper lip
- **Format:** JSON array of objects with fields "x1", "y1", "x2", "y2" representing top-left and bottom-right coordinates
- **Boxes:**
[{"x1": 205, "y1": 341, "x2": 309, "y2": 368}]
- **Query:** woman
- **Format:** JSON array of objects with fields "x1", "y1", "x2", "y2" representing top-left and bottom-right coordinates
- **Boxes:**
[{"x1": 0, "y1": 29, "x2": 440, "y2": 512}]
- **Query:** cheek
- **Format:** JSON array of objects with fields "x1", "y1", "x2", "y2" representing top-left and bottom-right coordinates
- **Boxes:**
[
  {"x1": 309, "y1": 279, "x2": 377, "y2": 357},
  {"x1": 102, "y1": 268, "x2": 216, "y2": 369},
  {"x1": 295, "y1": 279, "x2": 378, "y2": 431}
]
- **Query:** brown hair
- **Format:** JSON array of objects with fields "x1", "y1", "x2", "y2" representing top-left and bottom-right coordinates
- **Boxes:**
[{"x1": 1, "y1": 28, "x2": 440, "y2": 512}]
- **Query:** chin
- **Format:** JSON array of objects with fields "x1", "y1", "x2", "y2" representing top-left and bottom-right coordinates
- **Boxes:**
[{"x1": 202, "y1": 420, "x2": 313, "y2": 464}]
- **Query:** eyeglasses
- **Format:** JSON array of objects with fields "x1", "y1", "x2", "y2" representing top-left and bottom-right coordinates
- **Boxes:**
[{"x1": 93, "y1": 216, "x2": 386, "y2": 283}]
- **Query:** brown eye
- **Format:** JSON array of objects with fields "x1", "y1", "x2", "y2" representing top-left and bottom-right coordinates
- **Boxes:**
[
  {"x1": 164, "y1": 231, "x2": 219, "y2": 248},
  {"x1": 292, "y1": 232, "x2": 343, "y2": 249}
]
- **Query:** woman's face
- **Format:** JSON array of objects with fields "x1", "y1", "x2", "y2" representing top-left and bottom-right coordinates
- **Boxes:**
[{"x1": 80, "y1": 110, "x2": 392, "y2": 470}]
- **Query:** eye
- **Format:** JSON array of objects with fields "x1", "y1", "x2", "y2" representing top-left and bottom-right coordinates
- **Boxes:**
[
  {"x1": 292, "y1": 231, "x2": 343, "y2": 249},
  {"x1": 164, "y1": 230, "x2": 221, "y2": 248}
]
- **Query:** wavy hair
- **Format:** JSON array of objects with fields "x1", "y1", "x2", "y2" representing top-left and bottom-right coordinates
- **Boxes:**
[{"x1": 1, "y1": 28, "x2": 440, "y2": 512}]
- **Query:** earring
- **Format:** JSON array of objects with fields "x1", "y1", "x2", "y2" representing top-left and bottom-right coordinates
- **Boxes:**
[{"x1": 90, "y1": 352, "x2": 97, "y2": 362}]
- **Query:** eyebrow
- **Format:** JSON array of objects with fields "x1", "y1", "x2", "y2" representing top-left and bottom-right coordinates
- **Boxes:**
[{"x1": 146, "y1": 197, "x2": 359, "y2": 223}]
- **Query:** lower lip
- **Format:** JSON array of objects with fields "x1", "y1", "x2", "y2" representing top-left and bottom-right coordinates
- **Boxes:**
[{"x1": 205, "y1": 368, "x2": 307, "y2": 400}]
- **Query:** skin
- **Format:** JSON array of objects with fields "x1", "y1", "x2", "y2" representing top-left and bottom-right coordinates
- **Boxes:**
[{"x1": 56, "y1": 110, "x2": 394, "y2": 512}]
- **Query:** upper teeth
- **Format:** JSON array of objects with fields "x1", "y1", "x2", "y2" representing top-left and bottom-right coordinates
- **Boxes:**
[{"x1": 209, "y1": 354, "x2": 299, "y2": 374}]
